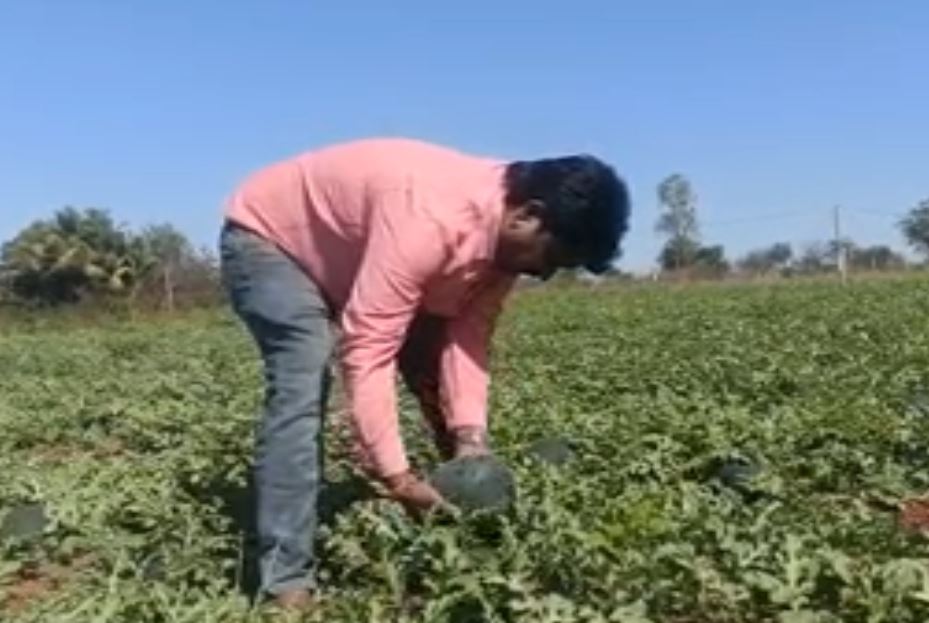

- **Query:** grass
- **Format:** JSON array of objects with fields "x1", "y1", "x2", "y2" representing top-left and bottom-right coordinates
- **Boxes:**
[{"x1": 3, "y1": 275, "x2": 929, "y2": 622}]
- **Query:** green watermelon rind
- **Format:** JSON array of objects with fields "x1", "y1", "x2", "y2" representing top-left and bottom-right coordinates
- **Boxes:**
[
  {"x1": 430, "y1": 456, "x2": 516, "y2": 513},
  {"x1": 527, "y1": 437, "x2": 575, "y2": 466},
  {"x1": 0, "y1": 503, "x2": 49, "y2": 541}
]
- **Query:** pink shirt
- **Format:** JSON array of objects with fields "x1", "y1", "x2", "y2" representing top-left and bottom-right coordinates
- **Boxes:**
[{"x1": 225, "y1": 138, "x2": 516, "y2": 477}]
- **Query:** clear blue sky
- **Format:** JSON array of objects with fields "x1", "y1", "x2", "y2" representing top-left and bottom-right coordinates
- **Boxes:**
[{"x1": 2, "y1": 1, "x2": 927, "y2": 270}]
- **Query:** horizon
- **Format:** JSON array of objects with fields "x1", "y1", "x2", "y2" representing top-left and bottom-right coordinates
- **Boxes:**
[{"x1": 1, "y1": 1, "x2": 927, "y2": 271}]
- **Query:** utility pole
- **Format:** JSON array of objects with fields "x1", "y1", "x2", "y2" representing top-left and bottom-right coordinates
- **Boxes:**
[
  {"x1": 163, "y1": 262, "x2": 175, "y2": 312},
  {"x1": 833, "y1": 205, "x2": 847, "y2": 284}
]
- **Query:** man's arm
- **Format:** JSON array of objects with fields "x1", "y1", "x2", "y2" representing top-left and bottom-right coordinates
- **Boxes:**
[
  {"x1": 338, "y1": 187, "x2": 449, "y2": 482},
  {"x1": 438, "y1": 273, "x2": 516, "y2": 448},
  {"x1": 397, "y1": 273, "x2": 516, "y2": 458},
  {"x1": 398, "y1": 313, "x2": 454, "y2": 457}
]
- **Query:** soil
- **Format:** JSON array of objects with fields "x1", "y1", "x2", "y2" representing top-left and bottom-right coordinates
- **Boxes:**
[
  {"x1": 32, "y1": 438, "x2": 125, "y2": 463},
  {"x1": 0, "y1": 555, "x2": 96, "y2": 615},
  {"x1": 898, "y1": 497, "x2": 929, "y2": 533}
]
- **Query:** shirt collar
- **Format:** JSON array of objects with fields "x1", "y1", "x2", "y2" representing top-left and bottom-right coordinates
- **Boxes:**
[{"x1": 474, "y1": 161, "x2": 507, "y2": 264}]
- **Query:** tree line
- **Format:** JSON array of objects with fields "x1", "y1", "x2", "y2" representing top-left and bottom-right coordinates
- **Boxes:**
[
  {"x1": 652, "y1": 173, "x2": 929, "y2": 279},
  {"x1": 0, "y1": 207, "x2": 219, "y2": 309},
  {"x1": 3, "y1": 187, "x2": 929, "y2": 309}
]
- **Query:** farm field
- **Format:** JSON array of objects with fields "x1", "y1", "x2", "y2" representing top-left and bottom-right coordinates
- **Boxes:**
[{"x1": 3, "y1": 276, "x2": 929, "y2": 622}]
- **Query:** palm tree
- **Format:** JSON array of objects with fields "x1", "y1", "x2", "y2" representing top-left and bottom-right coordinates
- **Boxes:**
[{"x1": 1, "y1": 208, "x2": 156, "y2": 305}]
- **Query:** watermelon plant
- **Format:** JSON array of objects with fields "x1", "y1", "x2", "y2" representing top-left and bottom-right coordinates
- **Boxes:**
[{"x1": 3, "y1": 276, "x2": 929, "y2": 621}]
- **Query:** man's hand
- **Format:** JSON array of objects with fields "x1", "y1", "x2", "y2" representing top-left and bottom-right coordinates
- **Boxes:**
[
  {"x1": 451, "y1": 426, "x2": 491, "y2": 459},
  {"x1": 382, "y1": 471, "x2": 447, "y2": 516}
]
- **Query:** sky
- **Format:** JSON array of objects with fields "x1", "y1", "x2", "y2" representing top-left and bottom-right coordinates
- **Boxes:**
[{"x1": 1, "y1": 1, "x2": 927, "y2": 271}]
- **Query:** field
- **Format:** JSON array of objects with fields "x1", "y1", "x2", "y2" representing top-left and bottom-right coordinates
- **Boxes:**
[{"x1": 3, "y1": 276, "x2": 929, "y2": 622}]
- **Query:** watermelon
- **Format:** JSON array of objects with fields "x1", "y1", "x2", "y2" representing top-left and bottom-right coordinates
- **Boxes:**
[
  {"x1": 1, "y1": 503, "x2": 48, "y2": 541},
  {"x1": 707, "y1": 455, "x2": 765, "y2": 502},
  {"x1": 140, "y1": 552, "x2": 167, "y2": 581},
  {"x1": 430, "y1": 455, "x2": 516, "y2": 512},
  {"x1": 907, "y1": 389, "x2": 929, "y2": 417},
  {"x1": 527, "y1": 437, "x2": 575, "y2": 466},
  {"x1": 715, "y1": 458, "x2": 761, "y2": 490}
]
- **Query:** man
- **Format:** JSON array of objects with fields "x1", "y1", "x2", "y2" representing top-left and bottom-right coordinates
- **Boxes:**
[{"x1": 219, "y1": 137, "x2": 630, "y2": 610}]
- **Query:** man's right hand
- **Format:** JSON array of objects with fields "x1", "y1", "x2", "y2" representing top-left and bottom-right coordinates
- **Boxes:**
[{"x1": 382, "y1": 471, "x2": 447, "y2": 516}]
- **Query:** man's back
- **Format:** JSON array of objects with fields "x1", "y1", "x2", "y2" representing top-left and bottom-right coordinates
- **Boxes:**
[{"x1": 225, "y1": 137, "x2": 506, "y2": 313}]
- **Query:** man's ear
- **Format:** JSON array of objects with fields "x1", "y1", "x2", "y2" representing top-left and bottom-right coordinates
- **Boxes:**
[
  {"x1": 524, "y1": 199, "x2": 545, "y2": 217},
  {"x1": 513, "y1": 200, "x2": 546, "y2": 229}
]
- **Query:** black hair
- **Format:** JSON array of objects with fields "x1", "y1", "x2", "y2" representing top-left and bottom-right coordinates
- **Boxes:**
[{"x1": 503, "y1": 155, "x2": 630, "y2": 273}]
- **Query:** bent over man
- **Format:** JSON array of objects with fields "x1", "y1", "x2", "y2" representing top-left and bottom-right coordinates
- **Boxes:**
[{"x1": 219, "y1": 137, "x2": 630, "y2": 610}]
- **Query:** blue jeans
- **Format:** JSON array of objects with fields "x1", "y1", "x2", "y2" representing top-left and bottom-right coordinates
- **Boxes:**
[{"x1": 219, "y1": 222, "x2": 333, "y2": 596}]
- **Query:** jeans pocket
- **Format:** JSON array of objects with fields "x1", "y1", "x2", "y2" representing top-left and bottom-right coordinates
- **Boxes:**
[
  {"x1": 219, "y1": 225, "x2": 257, "y2": 296},
  {"x1": 220, "y1": 225, "x2": 313, "y2": 322},
  {"x1": 223, "y1": 225, "x2": 282, "y2": 260}
]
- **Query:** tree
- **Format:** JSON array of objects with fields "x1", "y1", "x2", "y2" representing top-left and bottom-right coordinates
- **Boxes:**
[
  {"x1": 900, "y1": 198, "x2": 929, "y2": 259},
  {"x1": 655, "y1": 174, "x2": 700, "y2": 270},
  {"x1": 795, "y1": 242, "x2": 831, "y2": 274},
  {"x1": 1, "y1": 207, "x2": 221, "y2": 309},
  {"x1": 738, "y1": 242, "x2": 793, "y2": 275},
  {"x1": 2, "y1": 224, "x2": 91, "y2": 303},
  {"x1": 693, "y1": 244, "x2": 729, "y2": 278},
  {"x1": 1, "y1": 207, "x2": 153, "y2": 305},
  {"x1": 767, "y1": 242, "x2": 793, "y2": 266},
  {"x1": 659, "y1": 241, "x2": 729, "y2": 278},
  {"x1": 658, "y1": 236, "x2": 700, "y2": 272},
  {"x1": 138, "y1": 224, "x2": 195, "y2": 311},
  {"x1": 599, "y1": 264, "x2": 633, "y2": 281},
  {"x1": 848, "y1": 244, "x2": 905, "y2": 271}
]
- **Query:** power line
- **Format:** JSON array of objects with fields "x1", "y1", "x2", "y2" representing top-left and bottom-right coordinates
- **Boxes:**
[
  {"x1": 701, "y1": 210, "x2": 819, "y2": 228},
  {"x1": 699, "y1": 206, "x2": 908, "y2": 229},
  {"x1": 844, "y1": 207, "x2": 906, "y2": 220}
]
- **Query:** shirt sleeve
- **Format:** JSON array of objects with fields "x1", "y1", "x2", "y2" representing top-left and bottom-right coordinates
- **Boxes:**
[
  {"x1": 338, "y1": 187, "x2": 450, "y2": 478},
  {"x1": 438, "y1": 273, "x2": 516, "y2": 431}
]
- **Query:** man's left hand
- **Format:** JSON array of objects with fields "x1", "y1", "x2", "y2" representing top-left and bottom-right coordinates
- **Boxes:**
[{"x1": 451, "y1": 426, "x2": 491, "y2": 459}]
